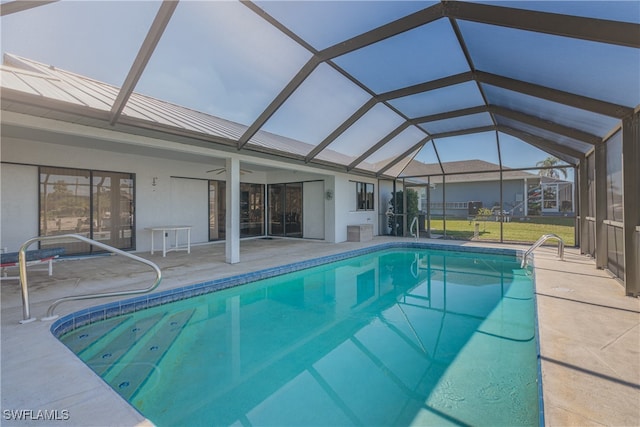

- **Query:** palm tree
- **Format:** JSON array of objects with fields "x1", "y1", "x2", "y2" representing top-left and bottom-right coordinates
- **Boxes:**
[{"x1": 536, "y1": 156, "x2": 567, "y2": 179}]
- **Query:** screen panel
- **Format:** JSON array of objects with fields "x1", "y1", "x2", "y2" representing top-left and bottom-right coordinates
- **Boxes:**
[
  {"x1": 459, "y1": 20, "x2": 640, "y2": 107},
  {"x1": 333, "y1": 19, "x2": 470, "y2": 93},
  {"x1": 135, "y1": 1, "x2": 312, "y2": 126}
]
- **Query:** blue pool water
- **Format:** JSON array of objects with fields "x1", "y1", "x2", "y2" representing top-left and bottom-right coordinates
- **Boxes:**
[{"x1": 56, "y1": 245, "x2": 541, "y2": 426}]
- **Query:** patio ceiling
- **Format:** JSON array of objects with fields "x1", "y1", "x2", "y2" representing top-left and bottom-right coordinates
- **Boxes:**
[{"x1": 1, "y1": 1, "x2": 638, "y2": 179}]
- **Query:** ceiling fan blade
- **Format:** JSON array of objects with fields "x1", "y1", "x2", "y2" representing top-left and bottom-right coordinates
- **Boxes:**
[{"x1": 206, "y1": 168, "x2": 253, "y2": 175}]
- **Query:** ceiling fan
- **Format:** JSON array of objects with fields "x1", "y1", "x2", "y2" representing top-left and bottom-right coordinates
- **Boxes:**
[{"x1": 206, "y1": 168, "x2": 253, "y2": 175}]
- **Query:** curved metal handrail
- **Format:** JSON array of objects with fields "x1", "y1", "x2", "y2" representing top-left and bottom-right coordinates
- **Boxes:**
[
  {"x1": 17, "y1": 234, "x2": 162, "y2": 323},
  {"x1": 410, "y1": 216, "x2": 419, "y2": 242},
  {"x1": 521, "y1": 233, "x2": 564, "y2": 268}
]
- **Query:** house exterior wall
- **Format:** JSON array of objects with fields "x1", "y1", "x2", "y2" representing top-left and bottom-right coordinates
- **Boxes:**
[
  {"x1": 0, "y1": 162, "x2": 39, "y2": 251},
  {"x1": 334, "y1": 175, "x2": 377, "y2": 243},
  {"x1": 503, "y1": 180, "x2": 526, "y2": 216},
  {"x1": 0, "y1": 121, "x2": 377, "y2": 252},
  {"x1": 302, "y1": 181, "x2": 325, "y2": 239},
  {"x1": 429, "y1": 180, "x2": 501, "y2": 218},
  {"x1": 421, "y1": 178, "x2": 571, "y2": 218},
  {"x1": 2, "y1": 136, "x2": 231, "y2": 251}
]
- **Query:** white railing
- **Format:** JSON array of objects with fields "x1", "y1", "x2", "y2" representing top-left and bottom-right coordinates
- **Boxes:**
[{"x1": 17, "y1": 234, "x2": 162, "y2": 323}]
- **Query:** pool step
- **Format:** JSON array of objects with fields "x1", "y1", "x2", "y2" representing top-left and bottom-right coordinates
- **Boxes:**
[
  {"x1": 106, "y1": 308, "x2": 195, "y2": 401},
  {"x1": 62, "y1": 315, "x2": 132, "y2": 354},
  {"x1": 83, "y1": 313, "x2": 165, "y2": 376}
]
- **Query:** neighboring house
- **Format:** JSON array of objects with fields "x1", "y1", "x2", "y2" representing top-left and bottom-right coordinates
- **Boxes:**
[{"x1": 401, "y1": 160, "x2": 574, "y2": 219}]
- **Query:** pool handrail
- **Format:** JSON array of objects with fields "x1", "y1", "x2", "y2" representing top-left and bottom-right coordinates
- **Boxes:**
[
  {"x1": 410, "y1": 216, "x2": 419, "y2": 242},
  {"x1": 521, "y1": 233, "x2": 564, "y2": 268},
  {"x1": 17, "y1": 234, "x2": 162, "y2": 323}
]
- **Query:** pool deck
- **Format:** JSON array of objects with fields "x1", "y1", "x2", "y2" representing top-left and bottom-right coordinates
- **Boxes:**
[{"x1": 1, "y1": 237, "x2": 638, "y2": 426}]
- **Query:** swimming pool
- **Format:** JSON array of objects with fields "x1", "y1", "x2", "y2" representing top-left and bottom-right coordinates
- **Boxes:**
[{"x1": 54, "y1": 244, "x2": 542, "y2": 426}]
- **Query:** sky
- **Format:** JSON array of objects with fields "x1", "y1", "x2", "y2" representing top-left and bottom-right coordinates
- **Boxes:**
[{"x1": 1, "y1": 0, "x2": 637, "y2": 175}]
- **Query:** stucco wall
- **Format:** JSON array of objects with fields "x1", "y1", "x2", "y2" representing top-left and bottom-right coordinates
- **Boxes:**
[
  {"x1": 428, "y1": 179, "x2": 525, "y2": 217},
  {"x1": 0, "y1": 128, "x2": 372, "y2": 251},
  {"x1": 333, "y1": 175, "x2": 377, "y2": 242},
  {"x1": 1, "y1": 137, "x2": 217, "y2": 251},
  {"x1": 0, "y1": 163, "x2": 39, "y2": 251}
]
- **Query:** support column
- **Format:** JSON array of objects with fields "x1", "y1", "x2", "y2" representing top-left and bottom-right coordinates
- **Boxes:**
[
  {"x1": 402, "y1": 179, "x2": 407, "y2": 237},
  {"x1": 579, "y1": 160, "x2": 589, "y2": 254},
  {"x1": 442, "y1": 175, "x2": 447, "y2": 239},
  {"x1": 225, "y1": 157, "x2": 240, "y2": 264},
  {"x1": 426, "y1": 177, "x2": 431, "y2": 238},
  {"x1": 622, "y1": 112, "x2": 639, "y2": 295},
  {"x1": 499, "y1": 169, "x2": 503, "y2": 243},
  {"x1": 524, "y1": 178, "x2": 528, "y2": 216},
  {"x1": 594, "y1": 143, "x2": 607, "y2": 269}
]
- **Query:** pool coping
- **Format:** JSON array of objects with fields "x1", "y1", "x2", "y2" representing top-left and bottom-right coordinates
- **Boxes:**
[{"x1": 530, "y1": 259, "x2": 546, "y2": 427}]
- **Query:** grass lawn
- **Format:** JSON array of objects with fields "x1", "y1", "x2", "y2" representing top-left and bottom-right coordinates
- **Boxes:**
[{"x1": 427, "y1": 217, "x2": 576, "y2": 246}]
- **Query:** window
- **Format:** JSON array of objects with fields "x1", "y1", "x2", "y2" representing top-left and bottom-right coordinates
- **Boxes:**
[
  {"x1": 39, "y1": 166, "x2": 134, "y2": 255},
  {"x1": 542, "y1": 183, "x2": 558, "y2": 212},
  {"x1": 356, "y1": 182, "x2": 374, "y2": 211}
]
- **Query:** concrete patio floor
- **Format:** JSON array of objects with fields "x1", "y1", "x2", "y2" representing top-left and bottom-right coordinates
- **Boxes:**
[{"x1": 1, "y1": 237, "x2": 638, "y2": 426}]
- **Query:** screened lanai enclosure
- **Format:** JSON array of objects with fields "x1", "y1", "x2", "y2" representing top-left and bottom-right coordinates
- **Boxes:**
[{"x1": 1, "y1": 1, "x2": 638, "y2": 294}]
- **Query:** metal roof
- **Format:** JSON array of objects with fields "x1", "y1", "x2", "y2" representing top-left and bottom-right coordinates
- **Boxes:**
[{"x1": 1, "y1": 1, "x2": 638, "y2": 178}]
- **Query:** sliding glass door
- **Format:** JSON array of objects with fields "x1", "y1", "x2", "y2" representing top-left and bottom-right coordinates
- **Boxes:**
[
  {"x1": 92, "y1": 171, "x2": 134, "y2": 249},
  {"x1": 268, "y1": 183, "x2": 302, "y2": 237},
  {"x1": 209, "y1": 180, "x2": 226, "y2": 241},
  {"x1": 285, "y1": 183, "x2": 302, "y2": 237},
  {"x1": 210, "y1": 181, "x2": 265, "y2": 239},
  {"x1": 240, "y1": 183, "x2": 264, "y2": 237},
  {"x1": 39, "y1": 166, "x2": 134, "y2": 255}
]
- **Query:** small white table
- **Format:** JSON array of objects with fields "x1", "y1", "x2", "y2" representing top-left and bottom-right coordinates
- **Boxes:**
[{"x1": 146, "y1": 226, "x2": 192, "y2": 257}]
